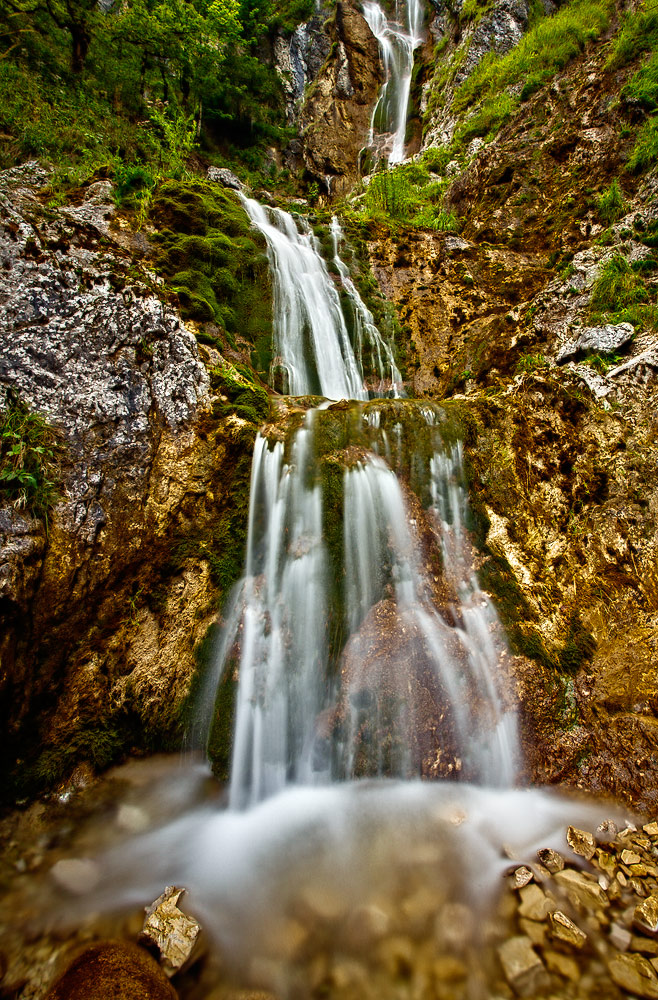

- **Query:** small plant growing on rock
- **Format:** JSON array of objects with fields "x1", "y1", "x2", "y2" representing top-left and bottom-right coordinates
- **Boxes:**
[
  {"x1": 516, "y1": 353, "x2": 549, "y2": 373},
  {"x1": 597, "y1": 178, "x2": 625, "y2": 226},
  {"x1": 0, "y1": 391, "x2": 62, "y2": 530}
]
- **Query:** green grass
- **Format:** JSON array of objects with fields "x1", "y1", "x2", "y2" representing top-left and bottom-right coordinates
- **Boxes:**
[
  {"x1": 590, "y1": 254, "x2": 658, "y2": 331},
  {"x1": 454, "y1": 0, "x2": 613, "y2": 113},
  {"x1": 607, "y1": 7, "x2": 658, "y2": 69},
  {"x1": 358, "y1": 163, "x2": 459, "y2": 231},
  {"x1": 597, "y1": 178, "x2": 625, "y2": 226},
  {"x1": 0, "y1": 392, "x2": 61, "y2": 530}
]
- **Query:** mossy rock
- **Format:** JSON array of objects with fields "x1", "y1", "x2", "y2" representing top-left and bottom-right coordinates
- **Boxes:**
[{"x1": 150, "y1": 179, "x2": 273, "y2": 353}]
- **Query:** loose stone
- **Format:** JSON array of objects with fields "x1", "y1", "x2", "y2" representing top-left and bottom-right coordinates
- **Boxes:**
[
  {"x1": 553, "y1": 868, "x2": 608, "y2": 909},
  {"x1": 548, "y1": 909, "x2": 587, "y2": 948},
  {"x1": 566, "y1": 826, "x2": 596, "y2": 861},
  {"x1": 623, "y1": 850, "x2": 643, "y2": 866},
  {"x1": 513, "y1": 866, "x2": 534, "y2": 888},
  {"x1": 498, "y1": 936, "x2": 551, "y2": 997},
  {"x1": 537, "y1": 848, "x2": 564, "y2": 874},
  {"x1": 518, "y1": 884, "x2": 554, "y2": 921},
  {"x1": 140, "y1": 885, "x2": 201, "y2": 977},
  {"x1": 635, "y1": 896, "x2": 658, "y2": 937},
  {"x1": 608, "y1": 953, "x2": 658, "y2": 999},
  {"x1": 543, "y1": 948, "x2": 580, "y2": 981}
]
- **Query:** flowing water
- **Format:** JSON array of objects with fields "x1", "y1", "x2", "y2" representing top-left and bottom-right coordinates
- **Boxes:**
[{"x1": 362, "y1": 0, "x2": 425, "y2": 164}]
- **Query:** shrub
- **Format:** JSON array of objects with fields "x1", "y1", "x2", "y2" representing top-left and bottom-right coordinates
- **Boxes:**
[{"x1": 0, "y1": 392, "x2": 61, "y2": 529}]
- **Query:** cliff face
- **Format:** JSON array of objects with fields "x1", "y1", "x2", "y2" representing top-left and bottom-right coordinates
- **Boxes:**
[{"x1": 0, "y1": 164, "x2": 257, "y2": 797}]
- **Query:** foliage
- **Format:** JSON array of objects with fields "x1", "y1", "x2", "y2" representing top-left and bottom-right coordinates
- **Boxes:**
[
  {"x1": 628, "y1": 118, "x2": 658, "y2": 173},
  {"x1": 210, "y1": 361, "x2": 271, "y2": 425},
  {"x1": 359, "y1": 164, "x2": 459, "y2": 231},
  {"x1": 516, "y1": 353, "x2": 549, "y2": 374},
  {"x1": 454, "y1": 0, "x2": 613, "y2": 113},
  {"x1": 0, "y1": 391, "x2": 61, "y2": 529},
  {"x1": 597, "y1": 178, "x2": 625, "y2": 226},
  {"x1": 607, "y1": 6, "x2": 658, "y2": 70},
  {"x1": 0, "y1": 0, "x2": 305, "y2": 175}
]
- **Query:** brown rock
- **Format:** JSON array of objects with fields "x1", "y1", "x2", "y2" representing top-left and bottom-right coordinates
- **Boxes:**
[
  {"x1": 543, "y1": 948, "x2": 580, "y2": 981},
  {"x1": 498, "y1": 936, "x2": 551, "y2": 997},
  {"x1": 44, "y1": 940, "x2": 178, "y2": 1000},
  {"x1": 608, "y1": 952, "x2": 658, "y2": 998},
  {"x1": 566, "y1": 826, "x2": 596, "y2": 861},
  {"x1": 140, "y1": 886, "x2": 200, "y2": 977},
  {"x1": 517, "y1": 884, "x2": 554, "y2": 921},
  {"x1": 512, "y1": 866, "x2": 534, "y2": 888}
]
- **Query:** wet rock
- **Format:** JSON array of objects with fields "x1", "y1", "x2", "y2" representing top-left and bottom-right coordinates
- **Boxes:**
[
  {"x1": 50, "y1": 858, "x2": 100, "y2": 895},
  {"x1": 608, "y1": 952, "x2": 658, "y2": 998},
  {"x1": 44, "y1": 940, "x2": 178, "y2": 1000},
  {"x1": 498, "y1": 935, "x2": 550, "y2": 997},
  {"x1": 552, "y1": 868, "x2": 608, "y2": 910},
  {"x1": 597, "y1": 820, "x2": 619, "y2": 845},
  {"x1": 517, "y1": 884, "x2": 554, "y2": 921},
  {"x1": 139, "y1": 886, "x2": 201, "y2": 977},
  {"x1": 557, "y1": 322, "x2": 634, "y2": 362},
  {"x1": 566, "y1": 825, "x2": 597, "y2": 860},
  {"x1": 536, "y1": 848, "x2": 564, "y2": 874},
  {"x1": 548, "y1": 909, "x2": 587, "y2": 949},
  {"x1": 344, "y1": 904, "x2": 391, "y2": 948},
  {"x1": 512, "y1": 866, "x2": 534, "y2": 888},
  {"x1": 207, "y1": 167, "x2": 243, "y2": 191},
  {"x1": 635, "y1": 896, "x2": 658, "y2": 938},
  {"x1": 543, "y1": 948, "x2": 580, "y2": 981}
]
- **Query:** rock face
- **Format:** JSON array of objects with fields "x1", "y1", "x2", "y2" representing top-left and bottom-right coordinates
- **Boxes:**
[
  {"x1": 0, "y1": 164, "x2": 256, "y2": 798},
  {"x1": 296, "y1": 1, "x2": 383, "y2": 195},
  {"x1": 274, "y1": 12, "x2": 332, "y2": 125},
  {"x1": 422, "y1": 0, "x2": 531, "y2": 149}
]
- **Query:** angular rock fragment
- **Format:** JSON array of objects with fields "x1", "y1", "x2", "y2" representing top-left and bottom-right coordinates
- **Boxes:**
[
  {"x1": 512, "y1": 866, "x2": 534, "y2": 888},
  {"x1": 537, "y1": 848, "x2": 564, "y2": 874},
  {"x1": 548, "y1": 909, "x2": 587, "y2": 948},
  {"x1": 553, "y1": 868, "x2": 608, "y2": 909},
  {"x1": 139, "y1": 885, "x2": 201, "y2": 977},
  {"x1": 608, "y1": 952, "x2": 658, "y2": 999},
  {"x1": 635, "y1": 896, "x2": 658, "y2": 938},
  {"x1": 566, "y1": 826, "x2": 596, "y2": 860},
  {"x1": 518, "y1": 884, "x2": 554, "y2": 921},
  {"x1": 596, "y1": 820, "x2": 619, "y2": 845},
  {"x1": 498, "y1": 936, "x2": 550, "y2": 997}
]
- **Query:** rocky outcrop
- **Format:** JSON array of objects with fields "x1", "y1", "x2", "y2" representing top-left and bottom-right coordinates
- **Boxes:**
[
  {"x1": 0, "y1": 164, "x2": 256, "y2": 799},
  {"x1": 422, "y1": 0, "x2": 531, "y2": 149},
  {"x1": 296, "y1": 1, "x2": 383, "y2": 195},
  {"x1": 274, "y1": 10, "x2": 332, "y2": 124}
]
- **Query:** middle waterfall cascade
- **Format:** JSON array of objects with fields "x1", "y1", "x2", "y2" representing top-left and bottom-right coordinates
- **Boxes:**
[{"x1": 362, "y1": 0, "x2": 425, "y2": 164}]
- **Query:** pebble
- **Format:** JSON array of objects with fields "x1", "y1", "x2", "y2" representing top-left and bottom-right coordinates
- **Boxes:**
[
  {"x1": 50, "y1": 858, "x2": 100, "y2": 895},
  {"x1": 553, "y1": 867, "x2": 608, "y2": 909},
  {"x1": 139, "y1": 885, "x2": 200, "y2": 977},
  {"x1": 536, "y1": 848, "x2": 564, "y2": 874},
  {"x1": 635, "y1": 895, "x2": 658, "y2": 937},
  {"x1": 518, "y1": 884, "x2": 554, "y2": 921},
  {"x1": 512, "y1": 866, "x2": 534, "y2": 888},
  {"x1": 548, "y1": 910, "x2": 587, "y2": 948}
]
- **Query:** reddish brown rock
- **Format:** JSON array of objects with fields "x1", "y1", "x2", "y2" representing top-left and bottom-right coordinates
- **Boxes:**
[{"x1": 44, "y1": 940, "x2": 178, "y2": 1000}]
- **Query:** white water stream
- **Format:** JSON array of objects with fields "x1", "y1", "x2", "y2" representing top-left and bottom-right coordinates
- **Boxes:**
[{"x1": 362, "y1": 0, "x2": 425, "y2": 164}]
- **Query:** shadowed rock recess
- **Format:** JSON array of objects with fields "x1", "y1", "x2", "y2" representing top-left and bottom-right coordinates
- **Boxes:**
[{"x1": 2, "y1": 0, "x2": 658, "y2": 993}]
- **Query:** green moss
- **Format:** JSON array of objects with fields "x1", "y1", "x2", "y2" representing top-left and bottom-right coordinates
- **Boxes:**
[
  {"x1": 478, "y1": 554, "x2": 556, "y2": 667},
  {"x1": 151, "y1": 179, "x2": 273, "y2": 348},
  {"x1": 207, "y1": 668, "x2": 238, "y2": 783},
  {"x1": 557, "y1": 613, "x2": 596, "y2": 674}
]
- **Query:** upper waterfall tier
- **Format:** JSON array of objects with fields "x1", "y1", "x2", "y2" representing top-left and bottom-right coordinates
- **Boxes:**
[{"x1": 362, "y1": 0, "x2": 425, "y2": 165}]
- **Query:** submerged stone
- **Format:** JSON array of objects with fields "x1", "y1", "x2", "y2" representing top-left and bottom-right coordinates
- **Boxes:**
[
  {"x1": 498, "y1": 935, "x2": 550, "y2": 997},
  {"x1": 608, "y1": 953, "x2": 658, "y2": 999},
  {"x1": 566, "y1": 825, "x2": 596, "y2": 860}
]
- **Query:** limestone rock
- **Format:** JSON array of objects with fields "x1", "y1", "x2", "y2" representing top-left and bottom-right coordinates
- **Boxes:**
[
  {"x1": 498, "y1": 935, "x2": 550, "y2": 997},
  {"x1": 608, "y1": 953, "x2": 658, "y2": 999},
  {"x1": 513, "y1": 866, "x2": 534, "y2": 888},
  {"x1": 207, "y1": 167, "x2": 244, "y2": 191},
  {"x1": 139, "y1": 886, "x2": 201, "y2": 977},
  {"x1": 566, "y1": 825, "x2": 596, "y2": 860},
  {"x1": 557, "y1": 322, "x2": 634, "y2": 362},
  {"x1": 44, "y1": 940, "x2": 178, "y2": 1000}
]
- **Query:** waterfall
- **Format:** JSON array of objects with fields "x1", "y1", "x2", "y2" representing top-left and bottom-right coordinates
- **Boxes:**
[
  {"x1": 239, "y1": 195, "x2": 366, "y2": 400},
  {"x1": 362, "y1": 0, "x2": 425, "y2": 165},
  {"x1": 330, "y1": 215, "x2": 403, "y2": 396}
]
